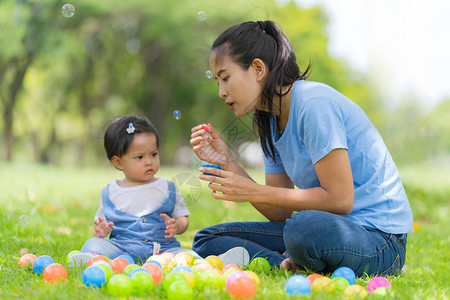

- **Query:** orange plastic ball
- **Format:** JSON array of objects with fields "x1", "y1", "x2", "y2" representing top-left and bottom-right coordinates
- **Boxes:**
[
  {"x1": 88, "y1": 255, "x2": 110, "y2": 267},
  {"x1": 43, "y1": 263, "x2": 67, "y2": 283},
  {"x1": 228, "y1": 276, "x2": 257, "y2": 299},
  {"x1": 110, "y1": 257, "x2": 130, "y2": 274},
  {"x1": 18, "y1": 254, "x2": 37, "y2": 268},
  {"x1": 222, "y1": 264, "x2": 241, "y2": 274},
  {"x1": 141, "y1": 263, "x2": 163, "y2": 285},
  {"x1": 306, "y1": 273, "x2": 323, "y2": 285}
]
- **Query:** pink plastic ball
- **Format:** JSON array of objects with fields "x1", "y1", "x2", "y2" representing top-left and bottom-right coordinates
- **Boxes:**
[
  {"x1": 225, "y1": 271, "x2": 248, "y2": 290},
  {"x1": 367, "y1": 276, "x2": 392, "y2": 293}
]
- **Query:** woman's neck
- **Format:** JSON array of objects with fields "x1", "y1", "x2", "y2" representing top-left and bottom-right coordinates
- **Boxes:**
[{"x1": 275, "y1": 85, "x2": 292, "y2": 134}]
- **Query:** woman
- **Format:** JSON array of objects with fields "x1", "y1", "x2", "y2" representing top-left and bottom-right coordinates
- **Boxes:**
[{"x1": 190, "y1": 20, "x2": 412, "y2": 276}]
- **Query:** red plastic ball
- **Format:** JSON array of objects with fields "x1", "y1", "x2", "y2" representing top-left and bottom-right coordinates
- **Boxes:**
[
  {"x1": 228, "y1": 276, "x2": 257, "y2": 299},
  {"x1": 110, "y1": 257, "x2": 129, "y2": 274},
  {"x1": 141, "y1": 263, "x2": 163, "y2": 285},
  {"x1": 18, "y1": 254, "x2": 37, "y2": 268},
  {"x1": 43, "y1": 263, "x2": 67, "y2": 283}
]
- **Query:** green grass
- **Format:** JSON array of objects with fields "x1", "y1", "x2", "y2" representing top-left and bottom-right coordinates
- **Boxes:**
[{"x1": 0, "y1": 161, "x2": 448, "y2": 299}]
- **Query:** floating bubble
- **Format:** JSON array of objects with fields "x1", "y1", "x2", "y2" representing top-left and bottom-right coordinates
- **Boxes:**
[
  {"x1": 173, "y1": 110, "x2": 181, "y2": 120},
  {"x1": 19, "y1": 215, "x2": 29, "y2": 226},
  {"x1": 205, "y1": 70, "x2": 213, "y2": 79},
  {"x1": 61, "y1": 4, "x2": 75, "y2": 18},
  {"x1": 197, "y1": 11, "x2": 206, "y2": 21}
]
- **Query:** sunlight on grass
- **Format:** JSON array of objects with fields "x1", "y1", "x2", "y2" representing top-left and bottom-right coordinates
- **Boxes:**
[{"x1": 0, "y1": 162, "x2": 448, "y2": 299}]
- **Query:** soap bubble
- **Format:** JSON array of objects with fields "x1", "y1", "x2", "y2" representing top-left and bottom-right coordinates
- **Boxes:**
[
  {"x1": 205, "y1": 70, "x2": 213, "y2": 79},
  {"x1": 197, "y1": 11, "x2": 206, "y2": 21},
  {"x1": 61, "y1": 4, "x2": 75, "y2": 18},
  {"x1": 173, "y1": 110, "x2": 181, "y2": 120},
  {"x1": 19, "y1": 215, "x2": 29, "y2": 226}
]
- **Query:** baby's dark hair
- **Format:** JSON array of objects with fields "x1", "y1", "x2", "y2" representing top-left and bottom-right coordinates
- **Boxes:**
[
  {"x1": 104, "y1": 116, "x2": 159, "y2": 160},
  {"x1": 211, "y1": 20, "x2": 311, "y2": 161}
]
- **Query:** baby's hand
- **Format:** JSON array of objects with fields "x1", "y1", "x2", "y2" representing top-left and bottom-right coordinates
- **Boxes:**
[
  {"x1": 93, "y1": 216, "x2": 114, "y2": 238},
  {"x1": 160, "y1": 213, "x2": 178, "y2": 239}
]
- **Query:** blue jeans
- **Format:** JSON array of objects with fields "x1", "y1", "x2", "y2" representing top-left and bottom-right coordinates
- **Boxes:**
[{"x1": 192, "y1": 210, "x2": 407, "y2": 276}]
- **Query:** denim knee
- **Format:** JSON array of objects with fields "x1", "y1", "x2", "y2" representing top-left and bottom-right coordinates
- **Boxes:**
[{"x1": 81, "y1": 237, "x2": 105, "y2": 254}]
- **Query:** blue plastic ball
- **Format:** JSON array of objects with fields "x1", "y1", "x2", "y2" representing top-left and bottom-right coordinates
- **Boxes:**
[
  {"x1": 171, "y1": 266, "x2": 192, "y2": 273},
  {"x1": 32, "y1": 255, "x2": 55, "y2": 275},
  {"x1": 128, "y1": 267, "x2": 150, "y2": 278},
  {"x1": 81, "y1": 266, "x2": 106, "y2": 288},
  {"x1": 145, "y1": 260, "x2": 163, "y2": 271},
  {"x1": 118, "y1": 254, "x2": 135, "y2": 265},
  {"x1": 285, "y1": 275, "x2": 311, "y2": 295},
  {"x1": 332, "y1": 266, "x2": 356, "y2": 285}
]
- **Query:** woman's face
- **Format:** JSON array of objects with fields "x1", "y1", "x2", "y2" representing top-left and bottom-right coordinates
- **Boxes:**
[{"x1": 209, "y1": 53, "x2": 265, "y2": 117}]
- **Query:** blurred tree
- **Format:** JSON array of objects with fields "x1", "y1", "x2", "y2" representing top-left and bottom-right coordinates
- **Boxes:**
[{"x1": 4, "y1": 0, "x2": 431, "y2": 166}]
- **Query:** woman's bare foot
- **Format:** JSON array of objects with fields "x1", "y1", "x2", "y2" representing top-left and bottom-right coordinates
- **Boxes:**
[{"x1": 280, "y1": 257, "x2": 299, "y2": 273}]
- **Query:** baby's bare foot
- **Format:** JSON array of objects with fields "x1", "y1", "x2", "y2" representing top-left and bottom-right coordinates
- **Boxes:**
[{"x1": 280, "y1": 257, "x2": 299, "y2": 273}]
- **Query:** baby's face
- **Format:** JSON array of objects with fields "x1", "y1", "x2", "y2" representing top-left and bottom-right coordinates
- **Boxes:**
[{"x1": 118, "y1": 132, "x2": 160, "y2": 186}]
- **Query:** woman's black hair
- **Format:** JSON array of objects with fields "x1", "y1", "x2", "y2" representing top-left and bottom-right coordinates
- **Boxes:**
[
  {"x1": 211, "y1": 20, "x2": 311, "y2": 161},
  {"x1": 104, "y1": 116, "x2": 159, "y2": 161}
]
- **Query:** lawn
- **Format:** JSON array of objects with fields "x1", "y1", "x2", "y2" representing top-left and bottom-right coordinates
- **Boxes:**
[{"x1": 0, "y1": 161, "x2": 448, "y2": 299}]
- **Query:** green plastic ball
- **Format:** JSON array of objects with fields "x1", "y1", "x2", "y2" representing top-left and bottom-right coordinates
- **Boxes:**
[
  {"x1": 122, "y1": 263, "x2": 140, "y2": 276},
  {"x1": 167, "y1": 280, "x2": 193, "y2": 300},
  {"x1": 332, "y1": 277, "x2": 350, "y2": 292},
  {"x1": 130, "y1": 271, "x2": 154, "y2": 296},
  {"x1": 249, "y1": 257, "x2": 271, "y2": 274},
  {"x1": 163, "y1": 272, "x2": 188, "y2": 292},
  {"x1": 107, "y1": 274, "x2": 133, "y2": 297}
]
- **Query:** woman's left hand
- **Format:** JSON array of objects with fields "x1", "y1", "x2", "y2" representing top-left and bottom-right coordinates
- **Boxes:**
[{"x1": 198, "y1": 166, "x2": 260, "y2": 202}]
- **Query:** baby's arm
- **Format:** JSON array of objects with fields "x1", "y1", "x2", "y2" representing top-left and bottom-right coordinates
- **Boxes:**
[
  {"x1": 160, "y1": 213, "x2": 189, "y2": 239},
  {"x1": 93, "y1": 216, "x2": 114, "y2": 238}
]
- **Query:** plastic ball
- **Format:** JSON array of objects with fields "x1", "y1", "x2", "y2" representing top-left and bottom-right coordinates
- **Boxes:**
[
  {"x1": 94, "y1": 263, "x2": 113, "y2": 282},
  {"x1": 160, "y1": 252, "x2": 175, "y2": 263},
  {"x1": 243, "y1": 270, "x2": 260, "y2": 287},
  {"x1": 107, "y1": 274, "x2": 133, "y2": 297},
  {"x1": 222, "y1": 264, "x2": 241, "y2": 274},
  {"x1": 192, "y1": 259, "x2": 213, "y2": 271},
  {"x1": 332, "y1": 277, "x2": 350, "y2": 292},
  {"x1": 344, "y1": 284, "x2": 368, "y2": 298},
  {"x1": 18, "y1": 253, "x2": 37, "y2": 268},
  {"x1": 110, "y1": 257, "x2": 129, "y2": 273},
  {"x1": 167, "y1": 280, "x2": 193, "y2": 300},
  {"x1": 32, "y1": 255, "x2": 55, "y2": 275},
  {"x1": 128, "y1": 267, "x2": 150, "y2": 278},
  {"x1": 175, "y1": 252, "x2": 196, "y2": 266},
  {"x1": 223, "y1": 268, "x2": 239, "y2": 280},
  {"x1": 81, "y1": 266, "x2": 106, "y2": 288},
  {"x1": 285, "y1": 275, "x2": 311, "y2": 295},
  {"x1": 311, "y1": 276, "x2": 335, "y2": 292},
  {"x1": 87, "y1": 255, "x2": 110, "y2": 267},
  {"x1": 249, "y1": 257, "x2": 270, "y2": 273},
  {"x1": 367, "y1": 276, "x2": 392, "y2": 293},
  {"x1": 226, "y1": 270, "x2": 248, "y2": 290},
  {"x1": 117, "y1": 254, "x2": 134, "y2": 265},
  {"x1": 373, "y1": 287, "x2": 393, "y2": 296},
  {"x1": 306, "y1": 273, "x2": 323, "y2": 285},
  {"x1": 129, "y1": 271, "x2": 154, "y2": 296},
  {"x1": 199, "y1": 270, "x2": 225, "y2": 290},
  {"x1": 171, "y1": 265, "x2": 192, "y2": 273},
  {"x1": 332, "y1": 266, "x2": 356, "y2": 285},
  {"x1": 205, "y1": 255, "x2": 223, "y2": 270},
  {"x1": 228, "y1": 276, "x2": 257, "y2": 299},
  {"x1": 146, "y1": 260, "x2": 163, "y2": 270},
  {"x1": 180, "y1": 271, "x2": 195, "y2": 288},
  {"x1": 122, "y1": 263, "x2": 140, "y2": 276},
  {"x1": 43, "y1": 263, "x2": 67, "y2": 283},
  {"x1": 146, "y1": 255, "x2": 167, "y2": 270},
  {"x1": 66, "y1": 250, "x2": 80, "y2": 263},
  {"x1": 163, "y1": 272, "x2": 188, "y2": 291},
  {"x1": 141, "y1": 263, "x2": 163, "y2": 284}
]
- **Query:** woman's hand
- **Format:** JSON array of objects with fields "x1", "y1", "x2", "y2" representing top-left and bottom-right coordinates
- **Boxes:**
[
  {"x1": 198, "y1": 166, "x2": 261, "y2": 202},
  {"x1": 93, "y1": 217, "x2": 114, "y2": 238},
  {"x1": 190, "y1": 124, "x2": 233, "y2": 170}
]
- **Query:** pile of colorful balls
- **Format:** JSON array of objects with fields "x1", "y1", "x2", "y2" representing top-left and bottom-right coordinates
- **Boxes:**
[{"x1": 285, "y1": 266, "x2": 393, "y2": 298}]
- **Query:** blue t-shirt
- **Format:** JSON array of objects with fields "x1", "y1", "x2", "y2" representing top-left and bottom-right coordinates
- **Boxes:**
[{"x1": 262, "y1": 80, "x2": 413, "y2": 234}]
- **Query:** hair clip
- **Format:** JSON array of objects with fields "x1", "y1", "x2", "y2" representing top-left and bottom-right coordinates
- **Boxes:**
[{"x1": 126, "y1": 123, "x2": 135, "y2": 134}]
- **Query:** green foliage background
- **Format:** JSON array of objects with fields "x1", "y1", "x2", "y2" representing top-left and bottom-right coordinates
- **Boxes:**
[{"x1": 1, "y1": 0, "x2": 447, "y2": 166}]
